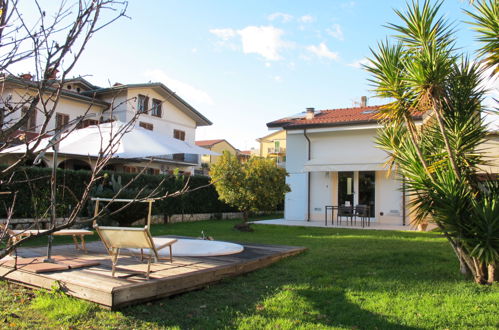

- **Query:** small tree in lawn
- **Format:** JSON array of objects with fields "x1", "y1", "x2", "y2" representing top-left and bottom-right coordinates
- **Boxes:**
[{"x1": 210, "y1": 152, "x2": 290, "y2": 231}]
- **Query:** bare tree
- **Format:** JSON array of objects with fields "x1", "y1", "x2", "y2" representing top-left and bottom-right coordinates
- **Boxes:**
[{"x1": 0, "y1": 1, "x2": 204, "y2": 260}]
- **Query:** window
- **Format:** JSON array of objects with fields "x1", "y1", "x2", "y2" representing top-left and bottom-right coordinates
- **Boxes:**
[
  {"x1": 137, "y1": 94, "x2": 149, "y2": 113},
  {"x1": 21, "y1": 106, "x2": 37, "y2": 131},
  {"x1": 55, "y1": 113, "x2": 69, "y2": 131},
  {"x1": 139, "y1": 121, "x2": 153, "y2": 130},
  {"x1": 151, "y1": 99, "x2": 162, "y2": 117},
  {"x1": 174, "y1": 129, "x2": 185, "y2": 141},
  {"x1": 76, "y1": 119, "x2": 98, "y2": 129}
]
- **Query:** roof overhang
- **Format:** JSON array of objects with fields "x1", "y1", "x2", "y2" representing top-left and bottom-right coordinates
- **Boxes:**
[{"x1": 86, "y1": 83, "x2": 212, "y2": 127}]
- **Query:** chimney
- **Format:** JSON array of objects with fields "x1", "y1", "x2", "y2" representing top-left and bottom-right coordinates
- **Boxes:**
[
  {"x1": 305, "y1": 107, "x2": 315, "y2": 120},
  {"x1": 20, "y1": 73, "x2": 32, "y2": 81},
  {"x1": 361, "y1": 96, "x2": 367, "y2": 107},
  {"x1": 46, "y1": 67, "x2": 59, "y2": 80}
]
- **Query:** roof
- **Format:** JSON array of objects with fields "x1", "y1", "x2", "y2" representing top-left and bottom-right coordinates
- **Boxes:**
[
  {"x1": 0, "y1": 75, "x2": 110, "y2": 108},
  {"x1": 238, "y1": 150, "x2": 252, "y2": 155},
  {"x1": 195, "y1": 139, "x2": 239, "y2": 153},
  {"x1": 267, "y1": 105, "x2": 389, "y2": 129},
  {"x1": 83, "y1": 82, "x2": 212, "y2": 127},
  {"x1": 256, "y1": 129, "x2": 286, "y2": 142},
  {"x1": 195, "y1": 139, "x2": 225, "y2": 148}
]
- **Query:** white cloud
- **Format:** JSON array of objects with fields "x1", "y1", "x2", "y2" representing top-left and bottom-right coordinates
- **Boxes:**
[
  {"x1": 144, "y1": 69, "x2": 214, "y2": 106},
  {"x1": 326, "y1": 24, "x2": 344, "y2": 41},
  {"x1": 211, "y1": 25, "x2": 290, "y2": 61},
  {"x1": 265, "y1": 62, "x2": 271, "y2": 67},
  {"x1": 273, "y1": 75, "x2": 282, "y2": 82},
  {"x1": 299, "y1": 15, "x2": 314, "y2": 23},
  {"x1": 237, "y1": 26, "x2": 288, "y2": 61},
  {"x1": 306, "y1": 42, "x2": 339, "y2": 60},
  {"x1": 267, "y1": 12, "x2": 293, "y2": 23},
  {"x1": 348, "y1": 58, "x2": 370, "y2": 69},
  {"x1": 209, "y1": 28, "x2": 237, "y2": 41}
]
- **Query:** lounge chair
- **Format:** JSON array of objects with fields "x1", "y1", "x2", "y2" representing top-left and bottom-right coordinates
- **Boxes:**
[
  {"x1": 91, "y1": 198, "x2": 177, "y2": 279},
  {"x1": 1, "y1": 224, "x2": 93, "y2": 252}
]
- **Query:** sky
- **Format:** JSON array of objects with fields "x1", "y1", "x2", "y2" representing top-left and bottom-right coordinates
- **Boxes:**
[{"x1": 12, "y1": 0, "x2": 498, "y2": 150}]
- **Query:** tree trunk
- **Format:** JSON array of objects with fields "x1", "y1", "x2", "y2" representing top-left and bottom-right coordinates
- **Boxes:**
[
  {"x1": 487, "y1": 263, "x2": 496, "y2": 285},
  {"x1": 233, "y1": 210, "x2": 253, "y2": 232}
]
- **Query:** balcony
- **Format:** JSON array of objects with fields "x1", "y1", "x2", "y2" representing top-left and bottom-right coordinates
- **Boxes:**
[
  {"x1": 154, "y1": 153, "x2": 199, "y2": 165},
  {"x1": 267, "y1": 147, "x2": 286, "y2": 155}
]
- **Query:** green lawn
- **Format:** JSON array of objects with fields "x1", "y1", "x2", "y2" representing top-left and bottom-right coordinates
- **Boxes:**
[{"x1": 1, "y1": 217, "x2": 498, "y2": 329}]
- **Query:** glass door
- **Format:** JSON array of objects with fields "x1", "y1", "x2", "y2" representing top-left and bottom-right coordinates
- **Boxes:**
[
  {"x1": 358, "y1": 171, "x2": 375, "y2": 217},
  {"x1": 338, "y1": 171, "x2": 354, "y2": 206}
]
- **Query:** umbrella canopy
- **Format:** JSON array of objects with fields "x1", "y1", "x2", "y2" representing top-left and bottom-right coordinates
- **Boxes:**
[{"x1": 2, "y1": 121, "x2": 218, "y2": 158}]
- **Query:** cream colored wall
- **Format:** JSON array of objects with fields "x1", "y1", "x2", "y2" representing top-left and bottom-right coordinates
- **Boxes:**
[
  {"x1": 203, "y1": 141, "x2": 238, "y2": 167},
  {"x1": 259, "y1": 130, "x2": 286, "y2": 158},
  {"x1": 478, "y1": 134, "x2": 499, "y2": 174},
  {"x1": 123, "y1": 87, "x2": 197, "y2": 144},
  {"x1": 3, "y1": 88, "x2": 106, "y2": 132}
]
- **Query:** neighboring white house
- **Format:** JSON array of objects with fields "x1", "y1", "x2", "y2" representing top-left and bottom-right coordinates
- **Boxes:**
[
  {"x1": 0, "y1": 74, "x2": 212, "y2": 174},
  {"x1": 267, "y1": 103, "x2": 422, "y2": 226}
]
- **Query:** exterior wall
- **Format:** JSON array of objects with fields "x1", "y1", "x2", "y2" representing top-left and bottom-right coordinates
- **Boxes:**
[
  {"x1": 283, "y1": 126, "x2": 406, "y2": 225},
  {"x1": 284, "y1": 132, "x2": 308, "y2": 220},
  {"x1": 478, "y1": 133, "x2": 499, "y2": 174},
  {"x1": 258, "y1": 130, "x2": 286, "y2": 167},
  {"x1": 3, "y1": 88, "x2": 106, "y2": 132},
  {"x1": 125, "y1": 87, "x2": 197, "y2": 144},
  {"x1": 375, "y1": 171, "x2": 403, "y2": 224},
  {"x1": 202, "y1": 141, "x2": 238, "y2": 167},
  {"x1": 98, "y1": 87, "x2": 201, "y2": 172},
  {"x1": 308, "y1": 128, "x2": 386, "y2": 165}
]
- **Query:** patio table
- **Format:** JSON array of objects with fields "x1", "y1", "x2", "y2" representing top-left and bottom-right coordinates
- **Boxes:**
[{"x1": 324, "y1": 205, "x2": 338, "y2": 226}]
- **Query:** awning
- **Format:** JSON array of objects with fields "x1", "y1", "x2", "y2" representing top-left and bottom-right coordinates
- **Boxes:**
[{"x1": 303, "y1": 160, "x2": 385, "y2": 172}]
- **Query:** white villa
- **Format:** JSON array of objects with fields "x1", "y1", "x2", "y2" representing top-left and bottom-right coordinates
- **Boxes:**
[
  {"x1": 0, "y1": 74, "x2": 212, "y2": 174},
  {"x1": 267, "y1": 102, "x2": 421, "y2": 226}
]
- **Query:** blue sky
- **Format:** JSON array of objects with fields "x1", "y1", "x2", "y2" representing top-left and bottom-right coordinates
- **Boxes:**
[{"x1": 16, "y1": 1, "x2": 496, "y2": 149}]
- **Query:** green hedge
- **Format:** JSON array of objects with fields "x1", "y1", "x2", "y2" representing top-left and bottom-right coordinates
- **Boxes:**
[{"x1": 0, "y1": 167, "x2": 237, "y2": 220}]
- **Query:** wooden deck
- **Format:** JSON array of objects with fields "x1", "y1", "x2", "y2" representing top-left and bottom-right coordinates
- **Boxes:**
[{"x1": 0, "y1": 237, "x2": 306, "y2": 309}]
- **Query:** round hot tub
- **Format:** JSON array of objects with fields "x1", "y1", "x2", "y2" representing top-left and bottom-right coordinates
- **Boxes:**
[{"x1": 128, "y1": 238, "x2": 244, "y2": 257}]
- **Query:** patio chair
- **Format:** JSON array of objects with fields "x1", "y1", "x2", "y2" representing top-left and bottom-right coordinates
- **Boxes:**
[
  {"x1": 91, "y1": 197, "x2": 177, "y2": 279},
  {"x1": 354, "y1": 205, "x2": 370, "y2": 228},
  {"x1": 337, "y1": 206, "x2": 354, "y2": 225},
  {"x1": 94, "y1": 225, "x2": 176, "y2": 279}
]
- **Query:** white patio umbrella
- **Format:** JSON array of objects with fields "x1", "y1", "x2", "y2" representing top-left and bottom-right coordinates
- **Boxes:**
[{"x1": 2, "y1": 121, "x2": 218, "y2": 158}]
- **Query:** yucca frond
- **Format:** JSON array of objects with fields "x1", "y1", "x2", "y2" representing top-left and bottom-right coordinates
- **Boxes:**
[{"x1": 466, "y1": 0, "x2": 499, "y2": 74}]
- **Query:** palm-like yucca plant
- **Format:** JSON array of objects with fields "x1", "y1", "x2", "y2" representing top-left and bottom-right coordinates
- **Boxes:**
[
  {"x1": 466, "y1": 0, "x2": 499, "y2": 74},
  {"x1": 367, "y1": 1, "x2": 497, "y2": 284}
]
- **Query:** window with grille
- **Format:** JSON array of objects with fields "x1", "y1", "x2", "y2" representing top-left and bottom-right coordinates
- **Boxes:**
[
  {"x1": 55, "y1": 113, "x2": 69, "y2": 131},
  {"x1": 76, "y1": 119, "x2": 99, "y2": 129},
  {"x1": 174, "y1": 129, "x2": 185, "y2": 141},
  {"x1": 151, "y1": 99, "x2": 162, "y2": 117},
  {"x1": 137, "y1": 94, "x2": 149, "y2": 113},
  {"x1": 139, "y1": 121, "x2": 153, "y2": 130}
]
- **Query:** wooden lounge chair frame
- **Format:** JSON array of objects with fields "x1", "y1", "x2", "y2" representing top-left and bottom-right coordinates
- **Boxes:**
[
  {"x1": 1, "y1": 224, "x2": 93, "y2": 252},
  {"x1": 91, "y1": 198, "x2": 176, "y2": 279}
]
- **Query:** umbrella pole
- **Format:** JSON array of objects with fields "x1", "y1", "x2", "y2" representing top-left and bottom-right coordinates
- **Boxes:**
[{"x1": 44, "y1": 143, "x2": 58, "y2": 263}]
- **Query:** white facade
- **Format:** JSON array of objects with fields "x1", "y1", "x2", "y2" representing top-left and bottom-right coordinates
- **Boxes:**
[{"x1": 283, "y1": 125, "x2": 406, "y2": 225}]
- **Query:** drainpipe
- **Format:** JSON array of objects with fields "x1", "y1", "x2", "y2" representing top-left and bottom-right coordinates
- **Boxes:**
[{"x1": 304, "y1": 128, "x2": 311, "y2": 221}]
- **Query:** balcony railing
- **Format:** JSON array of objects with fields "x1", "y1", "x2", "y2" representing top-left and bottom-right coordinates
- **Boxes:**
[{"x1": 267, "y1": 147, "x2": 286, "y2": 154}]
